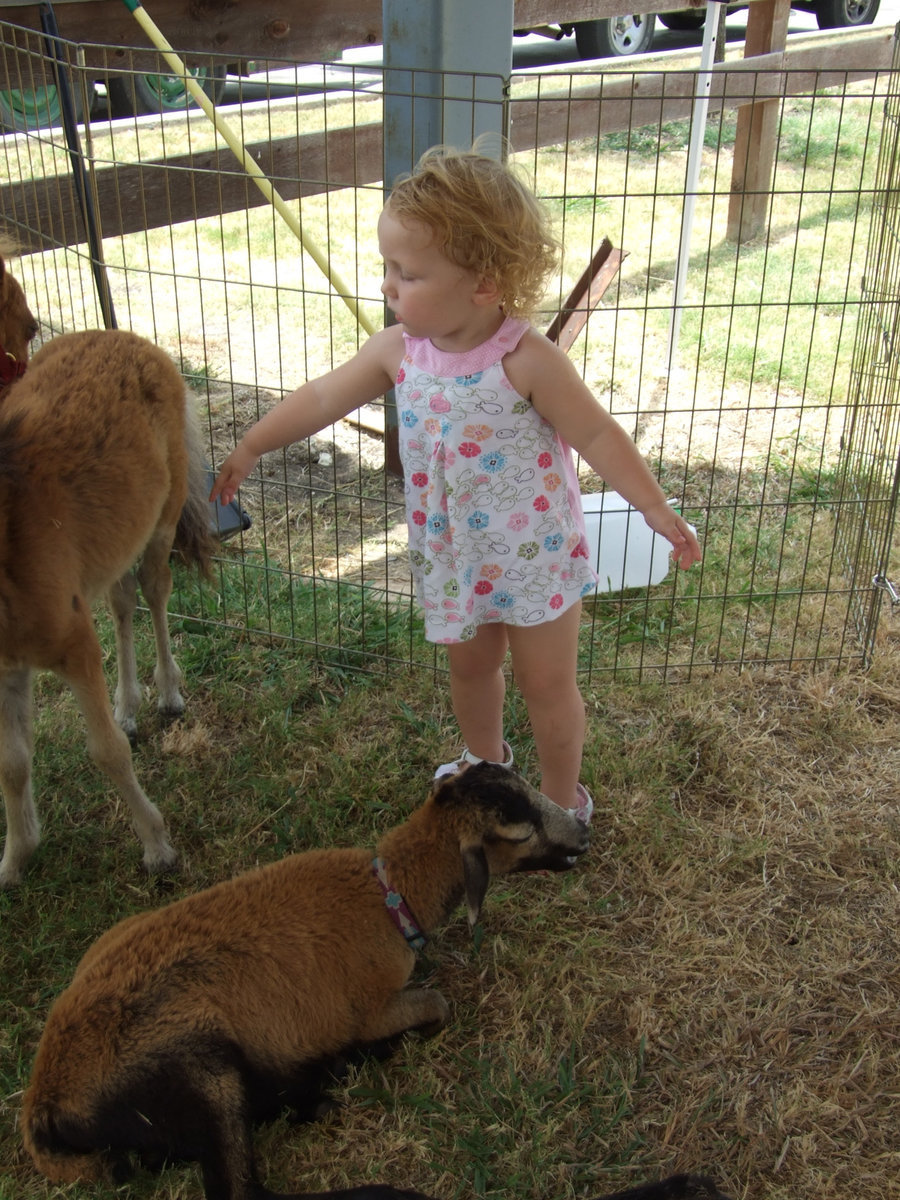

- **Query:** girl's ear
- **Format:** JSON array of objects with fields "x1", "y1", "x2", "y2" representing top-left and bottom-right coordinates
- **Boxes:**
[{"x1": 473, "y1": 275, "x2": 501, "y2": 306}]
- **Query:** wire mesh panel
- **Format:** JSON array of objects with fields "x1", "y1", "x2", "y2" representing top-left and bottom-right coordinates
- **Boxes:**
[
  {"x1": 511, "y1": 60, "x2": 892, "y2": 679},
  {"x1": 0, "y1": 20, "x2": 897, "y2": 681},
  {"x1": 832, "y1": 32, "x2": 900, "y2": 665}
]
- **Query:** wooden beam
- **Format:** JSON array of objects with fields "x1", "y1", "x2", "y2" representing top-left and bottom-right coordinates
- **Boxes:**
[
  {"x1": 0, "y1": 1, "x2": 382, "y2": 70},
  {"x1": 545, "y1": 237, "x2": 628, "y2": 352},
  {"x1": 1, "y1": 119, "x2": 384, "y2": 251}
]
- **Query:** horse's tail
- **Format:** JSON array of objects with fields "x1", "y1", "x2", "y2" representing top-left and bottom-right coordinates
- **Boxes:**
[{"x1": 174, "y1": 396, "x2": 217, "y2": 580}]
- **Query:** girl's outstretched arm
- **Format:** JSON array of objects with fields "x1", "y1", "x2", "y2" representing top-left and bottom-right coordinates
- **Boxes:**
[
  {"x1": 210, "y1": 327, "x2": 402, "y2": 506},
  {"x1": 507, "y1": 329, "x2": 702, "y2": 570}
]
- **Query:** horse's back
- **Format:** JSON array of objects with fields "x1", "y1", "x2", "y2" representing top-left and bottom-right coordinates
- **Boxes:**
[
  {"x1": 17, "y1": 328, "x2": 185, "y2": 434},
  {"x1": 0, "y1": 329, "x2": 191, "y2": 605}
]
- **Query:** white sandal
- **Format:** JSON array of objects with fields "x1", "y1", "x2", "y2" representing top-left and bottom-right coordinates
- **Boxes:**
[{"x1": 434, "y1": 740, "x2": 514, "y2": 779}]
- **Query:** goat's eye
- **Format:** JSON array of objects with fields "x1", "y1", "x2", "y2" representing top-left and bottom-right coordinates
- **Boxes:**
[{"x1": 488, "y1": 830, "x2": 534, "y2": 845}]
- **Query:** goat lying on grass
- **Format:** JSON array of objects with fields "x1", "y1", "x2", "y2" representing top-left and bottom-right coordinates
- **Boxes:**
[{"x1": 22, "y1": 763, "x2": 590, "y2": 1200}]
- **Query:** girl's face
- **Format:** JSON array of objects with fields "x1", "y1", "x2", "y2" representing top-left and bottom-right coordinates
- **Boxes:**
[{"x1": 378, "y1": 204, "x2": 497, "y2": 349}]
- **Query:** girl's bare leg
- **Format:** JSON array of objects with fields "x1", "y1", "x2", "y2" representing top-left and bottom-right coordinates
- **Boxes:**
[
  {"x1": 444, "y1": 623, "x2": 510, "y2": 763},
  {"x1": 507, "y1": 602, "x2": 585, "y2": 810}
]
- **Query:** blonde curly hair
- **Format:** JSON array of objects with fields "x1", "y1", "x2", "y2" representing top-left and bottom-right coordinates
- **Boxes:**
[{"x1": 387, "y1": 144, "x2": 559, "y2": 321}]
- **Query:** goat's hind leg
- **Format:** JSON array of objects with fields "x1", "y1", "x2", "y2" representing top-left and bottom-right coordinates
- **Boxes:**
[
  {"x1": 0, "y1": 667, "x2": 39, "y2": 887},
  {"x1": 62, "y1": 617, "x2": 176, "y2": 875}
]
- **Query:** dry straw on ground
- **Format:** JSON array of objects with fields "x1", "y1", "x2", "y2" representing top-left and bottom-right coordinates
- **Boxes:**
[{"x1": 3, "y1": 616, "x2": 899, "y2": 1200}]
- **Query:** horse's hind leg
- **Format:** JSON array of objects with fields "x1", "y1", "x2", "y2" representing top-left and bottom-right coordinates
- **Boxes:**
[
  {"x1": 136, "y1": 527, "x2": 184, "y2": 719},
  {"x1": 61, "y1": 618, "x2": 176, "y2": 875},
  {"x1": 0, "y1": 667, "x2": 39, "y2": 888},
  {"x1": 108, "y1": 569, "x2": 143, "y2": 743}
]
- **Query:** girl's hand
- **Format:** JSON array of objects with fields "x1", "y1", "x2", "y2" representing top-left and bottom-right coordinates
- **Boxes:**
[
  {"x1": 210, "y1": 443, "x2": 260, "y2": 507},
  {"x1": 642, "y1": 501, "x2": 702, "y2": 570}
]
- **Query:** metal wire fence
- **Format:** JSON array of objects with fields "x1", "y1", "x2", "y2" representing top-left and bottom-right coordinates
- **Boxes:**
[{"x1": 2, "y1": 21, "x2": 898, "y2": 681}]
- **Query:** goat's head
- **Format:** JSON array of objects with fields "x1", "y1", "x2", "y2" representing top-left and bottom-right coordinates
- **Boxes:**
[{"x1": 431, "y1": 762, "x2": 591, "y2": 925}]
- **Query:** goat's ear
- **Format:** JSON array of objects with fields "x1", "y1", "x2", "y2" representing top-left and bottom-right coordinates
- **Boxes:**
[{"x1": 461, "y1": 844, "x2": 489, "y2": 928}]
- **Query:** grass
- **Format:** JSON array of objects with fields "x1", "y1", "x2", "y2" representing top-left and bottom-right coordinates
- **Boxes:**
[{"x1": 3, "y1": 592, "x2": 900, "y2": 1200}]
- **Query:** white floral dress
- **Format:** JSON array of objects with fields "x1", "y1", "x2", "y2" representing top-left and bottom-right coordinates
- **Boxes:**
[{"x1": 396, "y1": 315, "x2": 599, "y2": 643}]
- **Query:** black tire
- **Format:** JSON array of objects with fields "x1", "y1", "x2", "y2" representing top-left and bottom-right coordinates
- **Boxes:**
[
  {"x1": 658, "y1": 10, "x2": 707, "y2": 30},
  {"x1": 107, "y1": 65, "x2": 227, "y2": 118},
  {"x1": 813, "y1": 0, "x2": 879, "y2": 27},
  {"x1": 574, "y1": 14, "x2": 657, "y2": 58}
]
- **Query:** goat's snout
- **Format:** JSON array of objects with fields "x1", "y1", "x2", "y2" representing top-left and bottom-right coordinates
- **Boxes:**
[{"x1": 518, "y1": 792, "x2": 591, "y2": 872}]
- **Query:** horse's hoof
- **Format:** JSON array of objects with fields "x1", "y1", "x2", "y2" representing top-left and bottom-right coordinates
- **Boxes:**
[{"x1": 158, "y1": 703, "x2": 185, "y2": 726}]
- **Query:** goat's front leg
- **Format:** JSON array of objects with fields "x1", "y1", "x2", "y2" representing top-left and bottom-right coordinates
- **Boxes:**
[
  {"x1": 358, "y1": 989, "x2": 450, "y2": 1045},
  {"x1": 0, "y1": 667, "x2": 39, "y2": 888}
]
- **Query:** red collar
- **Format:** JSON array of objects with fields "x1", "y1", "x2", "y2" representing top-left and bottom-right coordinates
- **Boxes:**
[
  {"x1": 371, "y1": 856, "x2": 427, "y2": 951},
  {"x1": 0, "y1": 349, "x2": 26, "y2": 387}
]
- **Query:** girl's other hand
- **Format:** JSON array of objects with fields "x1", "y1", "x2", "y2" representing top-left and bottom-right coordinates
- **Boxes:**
[
  {"x1": 209, "y1": 444, "x2": 260, "y2": 507},
  {"x1": 642, "y1": 501, "x2": 702, "y2": 570}
]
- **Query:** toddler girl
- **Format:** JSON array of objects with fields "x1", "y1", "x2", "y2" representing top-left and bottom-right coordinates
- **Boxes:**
[{"x1": 211, "y1": 145, "x2": 702, "y2": 822}]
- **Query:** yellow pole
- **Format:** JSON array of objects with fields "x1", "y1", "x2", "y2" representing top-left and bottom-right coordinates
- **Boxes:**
[{"x1": 121, "y1": 0, "x2": 376, "y2": 337}]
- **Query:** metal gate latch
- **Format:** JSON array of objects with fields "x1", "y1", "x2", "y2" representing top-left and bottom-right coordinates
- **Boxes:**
[{"x1": 873, "y1": 574, "x2": 900, "y2": 609}]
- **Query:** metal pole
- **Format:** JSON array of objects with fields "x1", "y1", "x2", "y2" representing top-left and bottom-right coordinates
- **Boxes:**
[
  {"x1": 665, "y1": 0, "x2": 727, "y2": 371},
  {"x1": 381, "y1": 0, "x2": 513, "y2": 471},
  {"x1": 382, "y1": 0, "x2": 512, "y2": 184},
  {"x1": 40, "y1": 3, "x2": 118, "y2": 329}
]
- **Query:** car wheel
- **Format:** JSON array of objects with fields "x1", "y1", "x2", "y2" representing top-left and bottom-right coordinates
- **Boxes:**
[
  {"x1": 107, "y1": 65, "x2": 227, "y2": 118},
  {"x1": 658, "y1": 10, "x2": 707, "y2": 30},
  {"x1": 813, "y1": 0, "x2": 879, "y2": 27},
  {"x1": 0, "y1": 82, "x2": 87, "y2": 132},
  {"x1": 574, "y1": 14, "x2": 657, "y2": 57}
]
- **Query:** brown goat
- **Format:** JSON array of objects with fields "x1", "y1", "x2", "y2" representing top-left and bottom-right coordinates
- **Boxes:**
[
  {"x1": 0, "y1": 253, "x2": 217, "y2": 886},
  {"x1": 22, "y1": 763, "x2": 590, "y2": 1200}
]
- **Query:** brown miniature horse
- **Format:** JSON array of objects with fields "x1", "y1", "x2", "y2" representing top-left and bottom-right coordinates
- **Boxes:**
[{"x1": 0, "y1": 253, "x2": 216, "y2": 887}]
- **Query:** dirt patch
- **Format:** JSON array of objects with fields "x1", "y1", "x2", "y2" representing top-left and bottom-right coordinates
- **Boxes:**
[{"x1": 205, "y1": 379, "x2": 413, "y2": 595}]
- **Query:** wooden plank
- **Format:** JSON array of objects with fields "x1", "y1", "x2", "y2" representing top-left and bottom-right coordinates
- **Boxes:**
[
  {"x1": 0, "y1": 1, "x2": 382, "y2": 69},
  {"x1": 1, "y1": 119, "x2": 385, "y2": 252},
  {"x1": 545, "y1": 237, "x2": 628, "y2": 353},
  {"x1": 508, "y1": 26, "x2": 893, "y2": 151}
]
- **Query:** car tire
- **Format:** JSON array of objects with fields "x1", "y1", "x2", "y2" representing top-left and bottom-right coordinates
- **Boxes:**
[
  {"x1": 813, "y1": 0, "x2": 879, "y2": 27},
  {"x1": 574, "y1": 14, "x2": 657, "y2": 57},
  {"x1": 658, "y1": 10, "x2": 707, "y2": 30},
  {"x1": 107, "y1": 65, "x2": 227, "y2": 118}
]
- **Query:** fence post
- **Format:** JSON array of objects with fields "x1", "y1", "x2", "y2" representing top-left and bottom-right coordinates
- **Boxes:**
[
  {"x1": 380, "y1": 0, "x2": 513, "y2": 473},
  {"x1": 726, "y1": 0, "x2": 791, "y2": 243}
]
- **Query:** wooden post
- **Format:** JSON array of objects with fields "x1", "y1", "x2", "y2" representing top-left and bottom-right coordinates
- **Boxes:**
[{"x1": 727, "y1": 0, "x2": 791, "y2": 243}]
